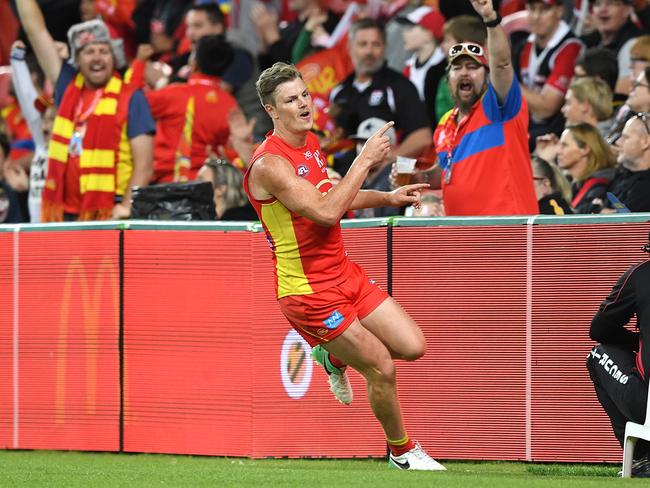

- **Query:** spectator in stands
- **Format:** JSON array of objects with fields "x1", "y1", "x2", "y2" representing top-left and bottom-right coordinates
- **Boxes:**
[
  {"x1": 600, "y1": 113, "x2": 650, "y2": 212},
  {"x1": 9, "y1": 41, "x2": 56, "y2": 223},
  {"x1": 146, "y1": 35, "x2": 241, "y2": 184},
  {"x1": 0, "y1": 132, "x2": 28, "y2": 223},
  {"x1": 556, "y1": 123, "x2": 616, "y2": 213},
  {"x1": 608, "y1": 66, "x2": 650, "y2": 145},
  {"x1": 580, "y1": 0, "x2": 642, "y2": 95},
  {"x1": 531, "y1": 154, "x2": 573, "y2": 214},
  {"x1": 435, "y1": 15, "x2": 487, "y2": 122},
  {"x1": 562, "y1": 77, "x2": 614, "y2": 135},
  {"x1": 252, "y1": 0, "x2": 339, "y2": 70},
  {"x1": 573, "y1": 47, "x2": 622, "y2": 107},
  {"x1": 619, "y1": 34, "x2": 650, "y2": 95},
  {"x1": 427, "y1": 0, "x2": 538, "y2": 216},
  {"x1": 197, "y1": 157, "x2": 257, "y2": 221},
  {"x1": 516, "y1": 0, "x2": 583, "y2": 146},
  {"x1": 399, "y1": 6, "x2": 447, "y2": 128},
  {"x1": 329, "y1": 18, "x2": 432, "y2": 159},
  {"x1": 348, "y1": 117, "x2": 399, "y2": 218},
  {"x1": 145, "y1": 0, "x2": 191, "y2": 65},
  {"x1": 586, "y1": 230, "x2": 650, "y2": 478},
  {"x1": 177, "y1": 3, "x2": 270, "y2": 141},
  {"x1": 16, "y1": 0, "x2": 155, "y2": 221}
]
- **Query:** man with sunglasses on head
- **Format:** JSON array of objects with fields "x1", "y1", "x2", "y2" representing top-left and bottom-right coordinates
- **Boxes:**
[{"x1": 430, "y1": 0, "x2": 538, "y2": 216}]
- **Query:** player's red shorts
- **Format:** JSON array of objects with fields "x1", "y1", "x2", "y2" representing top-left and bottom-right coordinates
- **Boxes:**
[{"x1": 278, "y1": 261, "x2": 388, "y2": 347}]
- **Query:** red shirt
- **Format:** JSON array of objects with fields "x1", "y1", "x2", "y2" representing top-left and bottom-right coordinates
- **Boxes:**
[
  {"x1": 518, "y1": 23, "x2": 582, "y2": 97},
  {"x1": 434, "y1": 82, "x2": 538, "y2": 216},
  {"x1": 243, "y1": 131, "x2": 354, "y2": 299},
  {"x1": 146, "y1": 73, "x2": 239, "y2": 183}
]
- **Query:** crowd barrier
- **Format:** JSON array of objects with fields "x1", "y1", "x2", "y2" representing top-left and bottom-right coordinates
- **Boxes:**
[{"x1": 1, "y1": 214, "x2": 649, "y2": 462}]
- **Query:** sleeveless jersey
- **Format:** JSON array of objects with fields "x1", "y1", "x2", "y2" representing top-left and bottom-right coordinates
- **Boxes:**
[{"x1": 243, "y1": 131, "x2": 353, "y2": 298}]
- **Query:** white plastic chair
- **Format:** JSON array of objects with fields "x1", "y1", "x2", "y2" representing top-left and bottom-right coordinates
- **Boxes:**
[{"x1": 622, "y1": 381, "x2": 650, "y2": 477}]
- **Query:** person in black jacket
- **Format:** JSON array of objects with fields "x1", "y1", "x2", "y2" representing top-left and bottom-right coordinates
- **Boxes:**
[
  {"x1": 600, "y1": 113, "x2": 650, "y2": 212},
  {"x1": 586, "y1": 230, "x2": 650, "y2": 477}
]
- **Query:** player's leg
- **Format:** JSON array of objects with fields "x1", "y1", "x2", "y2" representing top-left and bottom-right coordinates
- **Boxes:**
[
  {"x1": 359, "y1": 296, "x2": 426, "y2": 361},
  {"x1": 323, "y1": 321, "x2": 445, "y2": 470},
  {"x1": 323, "y1": 319, "x2": 407, "y2": 439}
]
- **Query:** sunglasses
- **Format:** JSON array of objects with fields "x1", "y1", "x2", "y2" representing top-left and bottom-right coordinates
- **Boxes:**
[
  {"x1": 634, "y1": 112, "x2": 650, "y2": 135},
  {"x1": 449, "y1": 43, "x2": 484, "y2": 58}
]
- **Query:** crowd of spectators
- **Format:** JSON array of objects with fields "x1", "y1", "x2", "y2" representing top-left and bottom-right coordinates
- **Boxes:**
[{"x1": 2, "y1": 0, "x2": 650, "y2": 223}]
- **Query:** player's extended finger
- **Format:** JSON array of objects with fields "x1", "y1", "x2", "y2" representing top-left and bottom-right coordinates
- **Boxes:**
[
  {"x1": 374, "y1": 121, "x2": 395, "y2": 138},
  {"x1": 402, "y1": 183, "x2": 431, "y2": 192}
]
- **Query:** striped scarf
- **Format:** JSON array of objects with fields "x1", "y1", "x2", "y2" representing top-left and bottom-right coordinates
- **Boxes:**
[{"x1": 42, "y1": 72, "x2": 134, "y2": 222}]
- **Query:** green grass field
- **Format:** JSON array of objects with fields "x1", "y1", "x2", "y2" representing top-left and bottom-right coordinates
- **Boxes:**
[{"x1": 0, "y1": 451, "x2": 642, "y2": 487}]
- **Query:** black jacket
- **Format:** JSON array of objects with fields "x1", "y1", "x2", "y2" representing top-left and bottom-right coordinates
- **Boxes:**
[{"x1": 590, "y1": 260, "x2": 650, "y2": 379}]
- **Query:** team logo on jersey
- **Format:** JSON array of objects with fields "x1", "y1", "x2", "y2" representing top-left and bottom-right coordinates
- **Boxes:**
[
  {"x1": 297, "y1": 164, "x2": 309, "y2": 177},
  {"x1": 369, "y1": 90, "x2": 384, "y2": 106}
]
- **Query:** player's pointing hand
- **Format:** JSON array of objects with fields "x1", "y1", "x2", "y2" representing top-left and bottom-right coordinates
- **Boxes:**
[{"x1": 358, "y1": 121, "x2": 394, "y2": 168}]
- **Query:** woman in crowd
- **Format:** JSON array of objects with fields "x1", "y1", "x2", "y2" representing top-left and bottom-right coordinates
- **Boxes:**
[
  {"x1": 531, "y1": 155, "x2": 573, "y2": 215},
  {"x1": 197, "y1": 158, "x2": 257, "y2": 221},
  {"x1": 557, "y1": 123, "x2": 616, "y2": 214}
]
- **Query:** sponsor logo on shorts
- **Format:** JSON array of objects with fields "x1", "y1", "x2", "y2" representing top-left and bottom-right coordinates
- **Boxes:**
[
  {"x1": 324, "y1": 310, "x2": 344, "y2": 329},
  {"x1": 317, "y1": 328, "x2": 329, "y2": 336},
  {"x1": 280, "y1": 330, "x2": 313, "y2": 399},
  {"x1": 297, "y1": 164, "x2": 309, "y2": 177}
]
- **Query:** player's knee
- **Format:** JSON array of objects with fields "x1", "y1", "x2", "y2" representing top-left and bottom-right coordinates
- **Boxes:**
[
  {"x1": 367, "y1": 358, "x2": 396, "y2": 385},
  {"x1": 402, "y1": 336, "x2": 426, "y2": 361}
]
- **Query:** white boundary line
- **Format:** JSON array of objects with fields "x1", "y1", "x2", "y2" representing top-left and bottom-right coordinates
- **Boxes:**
[
  {"x1": 525, "y1": 216, "x2": 536, "y2": 461},
  {"x1": 12, "y1": 227, "x2": 19, "y2": 448}
]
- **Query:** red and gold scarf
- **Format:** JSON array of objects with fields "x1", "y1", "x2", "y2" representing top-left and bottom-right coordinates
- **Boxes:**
[{"x1": 42, "y1": 72, "x2": 134, "y2": 221}]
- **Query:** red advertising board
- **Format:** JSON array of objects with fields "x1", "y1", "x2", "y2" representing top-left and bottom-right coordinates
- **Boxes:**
[
  {"x1": 0, "y1": 233, "x2": 14, "y2": 449},
  {"x1": 16, "y1": 231, "x2": 120, "y2": 451}
]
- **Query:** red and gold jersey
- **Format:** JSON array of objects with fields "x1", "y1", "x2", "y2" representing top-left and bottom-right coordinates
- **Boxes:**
[{"x1": 244, "y1": 131, "x2": 353, "y2": 298}]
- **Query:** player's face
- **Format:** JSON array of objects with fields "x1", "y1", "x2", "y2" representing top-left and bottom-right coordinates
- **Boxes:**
[
  {"x1": 448, "y1": 57, "x2": 488, "y2": 112},
  {"x1": 267, "y1": 77, "x2": 313, "y2": 132},
  {"x1": 77, "y1": 42, "x2": 114, "y2": 89}
]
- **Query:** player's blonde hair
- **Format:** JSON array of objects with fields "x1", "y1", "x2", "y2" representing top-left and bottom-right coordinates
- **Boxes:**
[{"x1": 256, "y1": 62, "x2": 304, "y2": 107}]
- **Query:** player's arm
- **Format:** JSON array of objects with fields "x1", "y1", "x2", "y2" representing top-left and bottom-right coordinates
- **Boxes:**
[
  {"x1": 470, "y1": 0, "x2": 514, "y2": 103},
  {"x1": 16, "y1": 0, "x2": 63, "y2": 86},
  {"x1": 349, "y1": 185, "x2": 429, "y2": 210},
  {"x1": 251, "y1": 122, "x2": 394, "y2": 226}
]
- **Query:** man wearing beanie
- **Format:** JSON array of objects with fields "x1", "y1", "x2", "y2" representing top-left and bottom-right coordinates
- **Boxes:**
[{"x1": 16, "y1": 0, "x2": 155, "y2": 222}]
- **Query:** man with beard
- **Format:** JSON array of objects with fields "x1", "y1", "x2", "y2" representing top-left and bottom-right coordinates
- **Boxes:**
[
  {"x1": 16, "y1": 0, "x2": 154, "y2": 222},
  {"x1": 431, "y1": 0, "x2": 538, "y2": 216},
  {"x1": 329, "y1": 18, "x2": 432, "y2": 160}
]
